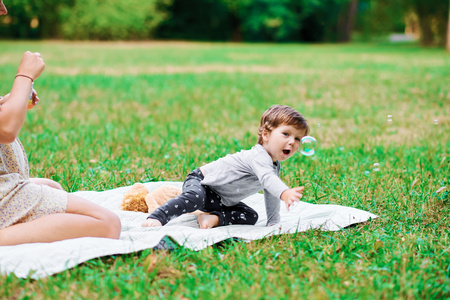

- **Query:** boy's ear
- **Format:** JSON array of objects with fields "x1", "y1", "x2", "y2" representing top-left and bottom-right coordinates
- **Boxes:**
[{"x1": 262, "y1": 130, "x2": 270, "y2": 143}]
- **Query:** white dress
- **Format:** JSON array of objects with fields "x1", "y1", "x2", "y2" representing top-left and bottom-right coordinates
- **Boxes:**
[{"x1": 0, "y1": 139, "x2": 66, "y2": 229}]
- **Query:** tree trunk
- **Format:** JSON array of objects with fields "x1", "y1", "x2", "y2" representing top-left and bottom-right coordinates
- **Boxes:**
[
  {"x1": 345, "y1": 0, "x2": 358, "y2": 42},
  {"x1": 447, "y1": 0, "x2": 450, "y2": 52},
  {"x1": 337, "y1": 0, "x2": 358, "y2": 42},
  {"x1": 418, "y1": 13, "x2": 434, "y2": 46}
]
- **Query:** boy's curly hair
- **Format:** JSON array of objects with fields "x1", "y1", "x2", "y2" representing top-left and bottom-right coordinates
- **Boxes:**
[{"x1": 257, "y1": 105, "x2": 309, "y2": 145}]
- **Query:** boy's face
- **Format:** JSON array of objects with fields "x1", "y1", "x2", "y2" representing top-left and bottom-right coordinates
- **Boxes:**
[{"x1": 262, "y1": 124, "x2": 306, "y2": 162}]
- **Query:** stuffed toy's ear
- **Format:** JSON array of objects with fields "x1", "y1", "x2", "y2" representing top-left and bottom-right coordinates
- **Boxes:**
[
  {"x1": 145, "y1": 185, "x2": 182, "y2": 213},
  {"x1": 120, "y1": 183, "x2": 149, "y2": 212}
]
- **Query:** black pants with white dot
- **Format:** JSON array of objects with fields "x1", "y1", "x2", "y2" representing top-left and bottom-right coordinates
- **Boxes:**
[{"x1": 148, "y1": 168, "x2": 258, "y2": 226}]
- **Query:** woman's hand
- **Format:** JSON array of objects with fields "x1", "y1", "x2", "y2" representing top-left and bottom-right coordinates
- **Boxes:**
[
  {"x1": 2, "y1": 89, "x2": 40, "y2": 110},
  {"x1": 16, "y1": 51, "x2": 45, "y2": 81},
  {"x1": 28, "y1": 89, "x2": 40, "y2": 109},
  {"x1": 0, "y1": 93, "x2": 10, "y2": 106}
]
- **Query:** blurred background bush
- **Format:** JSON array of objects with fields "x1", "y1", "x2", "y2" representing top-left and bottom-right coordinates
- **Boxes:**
[
  {"x1": 59, "y1": 0, "x2": 171, "y2": 40},
  {"x1": 0, "y1": 0, "x2": 448, "y2": 47}
]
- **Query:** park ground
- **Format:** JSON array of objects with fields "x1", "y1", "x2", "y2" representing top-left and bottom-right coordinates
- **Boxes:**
[{"x1": 0, "y1": 41, "x2": 449, "y2": 299}]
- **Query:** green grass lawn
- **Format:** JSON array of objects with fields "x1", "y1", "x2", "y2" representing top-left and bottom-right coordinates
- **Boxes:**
[{"x1": 0, "y1": 41, "x2": 449, "y2": 299}]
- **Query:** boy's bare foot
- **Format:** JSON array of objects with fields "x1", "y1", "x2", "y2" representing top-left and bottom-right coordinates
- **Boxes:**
[
  {"x1": 141, "y1": 218, "x2": 162, "y2": 227},
  {"x1": 197, "y1": 213, "x2": 219, "y2": 229}
]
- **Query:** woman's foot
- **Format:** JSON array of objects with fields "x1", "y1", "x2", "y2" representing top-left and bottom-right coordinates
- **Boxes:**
[
  {"x1": 141, "y1": 218, "x2": 162, "y2": 227},
  {"x1": 197, "y1": 213, "x2": 219, "y2": 229}
]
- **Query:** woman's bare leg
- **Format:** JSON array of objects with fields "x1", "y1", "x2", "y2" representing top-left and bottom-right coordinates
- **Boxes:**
[{"x1": 0, "y1": 194, "x2": 121, "y2": 246}]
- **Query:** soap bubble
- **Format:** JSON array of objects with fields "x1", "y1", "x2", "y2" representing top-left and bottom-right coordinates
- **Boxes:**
[
  {"x1": 300, "y1": 136, "x2": 316, "y2": 156},
  {"x1": 373, "y1": 162, "x2": 380, "y2": 172},
  {"x1": 387, "y1": 115, "x2": 392, "y2": 125}
]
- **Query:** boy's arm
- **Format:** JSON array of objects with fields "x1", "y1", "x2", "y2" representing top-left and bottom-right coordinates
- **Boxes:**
[
  {"x1": 264, "y1": 189, "x2": 280, "y2": 226},
  {"x1": 251, "y1": 154, "x2": 289, "y2": 200}
]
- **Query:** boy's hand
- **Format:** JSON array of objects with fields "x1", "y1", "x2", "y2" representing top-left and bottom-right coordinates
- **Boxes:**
[
  {"x1": 281, "y1": 187, "x2": 305, "y2": 211},
  {"x1": 142, "y1": 218, "x2": 162, "y2": 227}
]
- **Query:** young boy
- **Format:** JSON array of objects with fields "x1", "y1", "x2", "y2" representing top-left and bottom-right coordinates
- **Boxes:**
[{"x1": 142, "y1": 105, "x2": 309, "y2": 229}]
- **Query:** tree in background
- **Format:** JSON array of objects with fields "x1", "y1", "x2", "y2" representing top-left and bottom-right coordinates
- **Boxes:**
[
  {"x1": 158, "y1": 0, "x2": 358, "y2": 42},
  {"x1": 0, "y1": 0, "x2": 72, "y2": 38},
  {"x1": 156, "y1": 0, "x2": 303, "y2": 42},
  {"x1": 0, "y1": 0, "x2": 171, "y2": 40},
  {"x1": 446, "y1": 0, "x2": 450, "y2": 51},
  {"x1": 355, "y1": 0, "x2": 405, "y2": 40},
  {"x1": 156, "y1": 0, "x2": 233, "y2": 41},
  {"x1": 0, "y1": 0, "x2": 448, "y2": 48},
  {"x1": 232, "y1": 0, "x2": 301, "y2": 42},
  {"x1": 60, "y1": 0, "x2": 171, "y2": 40},
  {"x1": 295, "y1": 0, "x2": 357, "y2": 42},
  {"x1": 336, "y1": 0, "x2": 358, "y2": 42},
  {"x1": 229, "y1": 0, "x2": 360, "y2": 42},
  {"x1": 406, "y1": 0, "x2": 449, "y2": 46}
]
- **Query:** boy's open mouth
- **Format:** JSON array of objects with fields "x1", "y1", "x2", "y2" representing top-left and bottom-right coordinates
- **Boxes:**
[{"x1": 282, "y1": 149, "x2": 291, "y2": 155}]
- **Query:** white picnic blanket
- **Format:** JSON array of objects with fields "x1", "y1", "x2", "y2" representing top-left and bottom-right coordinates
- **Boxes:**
[{"x1": 0, "y1": 182, "x2": 378, "y2": 279}]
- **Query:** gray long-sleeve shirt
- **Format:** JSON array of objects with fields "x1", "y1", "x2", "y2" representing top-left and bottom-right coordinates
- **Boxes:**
[{"x1": 201, "y1": 144, "x2": 289, "y2": 226}]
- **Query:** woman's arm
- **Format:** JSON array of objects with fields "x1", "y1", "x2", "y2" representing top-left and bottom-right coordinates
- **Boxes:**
[{"x1": 0, "y1": 51, "x2": 45, "y2": 143}]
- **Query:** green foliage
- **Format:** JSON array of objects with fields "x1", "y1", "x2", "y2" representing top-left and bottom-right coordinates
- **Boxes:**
[
  {"x1": 155, "y1": 0, "x2": 234, "y2": 41},
  {"x1": 0, "y1": 41, "x2": 449, "y2": 298},
  {"x1": 234, "y1": 0, "x2": 301, "y2": 42},
  {"x1": 0, "y1": 0, "x2": 71, "y2": 38},
  {"x1": 59, "y1": 0, "x2": 171, "y2": 40},
  {"x1": 0, "y1": 0, "x2": 171, "y2": 40},
  {"x1": 158, "y1": 0, "x2": 354, "y2": 42},
  {"x1": 355, "y1": 0, "x2": 450, "y2": 46},
  {"x1": 404, "y1": 0, "x2": 449, "y2": 46},
  {"x1": 296, "y1": 0, "x2": 347, "y2": 42},
  {"x1": 356, "y1": 0, "x2": 406, "y2": 38},
  {"x1": 0, "y1": 0, "x2": 448, "y2": 45}
]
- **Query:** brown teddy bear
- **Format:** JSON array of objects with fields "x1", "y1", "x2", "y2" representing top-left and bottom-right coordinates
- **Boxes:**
[{"x1": 120, "y1": 183, "x2": 183, "y2": 213}]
